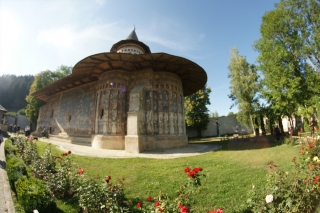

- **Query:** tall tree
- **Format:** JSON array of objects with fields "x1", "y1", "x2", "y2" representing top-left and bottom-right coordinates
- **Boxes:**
[
  {"x1": 25, "y1": 65, "x2": 72, "y2": 126},
  {"x1": 254, "y1": 0, "x2": 320, "y2": 122},
  {"x1": 184, "y1": 85, "x2": 211, "y2": 137},
  {"x1": 25, "y1": 70, "x2": 54, "y2": 125},
  {"x1": 228, "y1": 48, "x2": 259, "y2": 132}
]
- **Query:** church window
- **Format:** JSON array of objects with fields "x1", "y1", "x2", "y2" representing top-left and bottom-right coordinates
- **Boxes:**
[
  {"x1": 99, "y1": 107, "x2": 104, "y2": 119},
  {"x1": 68, "y1": 114, "x2": 72, "y2": 122}
]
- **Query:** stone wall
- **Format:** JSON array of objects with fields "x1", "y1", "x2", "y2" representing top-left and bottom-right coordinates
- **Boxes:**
[{"x1": 187, "y1": 116, "x2": 250, "y2": 138}]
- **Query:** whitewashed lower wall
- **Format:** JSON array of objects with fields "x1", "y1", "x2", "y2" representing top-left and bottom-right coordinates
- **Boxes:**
[{"x1": 187, "y1": 116, "x2": 251, "y2": 138}]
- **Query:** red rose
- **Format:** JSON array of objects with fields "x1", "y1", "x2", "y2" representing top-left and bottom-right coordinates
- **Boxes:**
[
  {"x1": 308, "y1": 142, "x2": 313, "y2": 148},
  {"x1": 314, "y1": 176, "x2": 319, "y2": 183},
  {"x1": 77, "y1": 168, "x2": 84, "y2": 174},
  {"x1": 158, "y1": 207, "x2": 164, "y2": 212},
  {"x1": 188, "y1": 171, "x2": 195, "y2": 178},
  {"x1": 147, "y1": 196, "x2": 152, "y2": 201},
  {"x1": 68, "y1": 150, "x2": 72, "y2": 154},
  {"x1": 179, "y1": 205, "x2": 189, "y2": 213},
  {"x1": 184, "y1": 167, "x2": 191, "y2": 173},
  {"x1": 193, "y1": 167, "x2": 203, "y2": 173},
  {"x1": 155, "y1": 201, "x2": 160, "y2": 206},
  {"x1": 208, "y1": 208, "x2": 223, "y2": 213},
  {"x1": 137, "y1": 202, "x2": 142, "y2": 208},
  {"x1": 217, "y1": 208, "x2": 223, "y2": 213}
]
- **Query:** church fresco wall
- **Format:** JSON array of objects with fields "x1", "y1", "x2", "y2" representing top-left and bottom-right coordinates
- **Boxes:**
[
  {"x1": 38, "y1": 70, "x2": 187, "y2": 152},
  {"x1": 141, "y1": 72, "x2": 185, "y2": 136},
  {"x1": 37, "y1": 84, "x2": 95, "y2": 135},
  {"x1": 95, "y1": 71, "x2": 130, "y2": 136}
]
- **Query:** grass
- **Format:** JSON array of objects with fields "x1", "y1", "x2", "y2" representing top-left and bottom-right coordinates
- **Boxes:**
[{"x1": 35, "y1": 137, "x2": 301, "y2": 213}]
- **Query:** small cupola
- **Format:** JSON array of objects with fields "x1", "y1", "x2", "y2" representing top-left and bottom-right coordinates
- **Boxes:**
[{"x1": 110, "y1": 28, "x2": 151, "y2": 54}]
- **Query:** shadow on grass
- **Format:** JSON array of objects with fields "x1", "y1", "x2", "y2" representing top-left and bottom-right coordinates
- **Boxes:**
[{"x1": 189, "y1": 135, "x2": 284, "y2": 151}]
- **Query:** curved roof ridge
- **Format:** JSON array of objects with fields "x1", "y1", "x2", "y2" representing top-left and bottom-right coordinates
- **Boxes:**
[{"x1": 126, "y1": 28, "x2": 139, "y2": 41}]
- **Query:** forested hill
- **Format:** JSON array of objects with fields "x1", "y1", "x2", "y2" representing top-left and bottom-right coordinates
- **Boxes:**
[{"x1": 0, "y1": 75, "x2": 34, "y2": 112}]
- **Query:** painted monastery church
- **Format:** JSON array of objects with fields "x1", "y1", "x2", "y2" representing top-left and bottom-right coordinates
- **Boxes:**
[{"x1": 32, "y1": 29, "x2": 207, "y2": 153}]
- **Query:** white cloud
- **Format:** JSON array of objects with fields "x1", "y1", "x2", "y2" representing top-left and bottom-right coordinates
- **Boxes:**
[
  {"x1": 94, "y1": 0, "x2": 106, "y2": 6},
  {"x1": 140, "y1": 21, "x2": 205, "y2": 52},
  {"x1": 37, "y1": 22, "x2": 121, "y2": 49},
  {"x1": 0, "y1": 9, "x2": 22, "y2": 73}
]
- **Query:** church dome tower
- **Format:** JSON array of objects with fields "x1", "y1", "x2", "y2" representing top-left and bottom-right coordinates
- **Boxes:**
[{"x1": 110, "y1": 28, "x2": 151, "y2": 54}]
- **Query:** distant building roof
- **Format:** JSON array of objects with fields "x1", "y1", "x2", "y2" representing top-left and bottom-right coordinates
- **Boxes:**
[{"x1": 0, "y1": 105, "x2": 7, "y2": 112}]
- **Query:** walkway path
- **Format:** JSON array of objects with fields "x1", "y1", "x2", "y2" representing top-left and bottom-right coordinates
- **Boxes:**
[
  {"x1": 0, "y1": 138, "x2": 15, "y2": 213},
  {"x1": 40, "y1": 138, "x2": 221, "y2": 159}
]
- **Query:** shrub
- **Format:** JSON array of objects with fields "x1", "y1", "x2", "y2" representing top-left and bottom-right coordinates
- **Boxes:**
[
  {"x1": 31, "y1": 144, "x2": 56, "y2": 179},
  {"x1": 45, "y1": 151, "x2": 78, "y2": 199},
  {"x1": 283, "y1": 137, "x2": 297, "y2": 146},
  {"x1": 76, "y1": 170, "x2": 130, "y2": 213},
  {"x1": 136, "y1": 167, "x2": 209, "y2": 213},
  {"x1": 15, "y1": 176, "x2": 56, "y2": 213},
  {"x1": 6, "y1": 156, "x2": 27, "y2": 193},
  {"x1": 239, "y1": 138, "x2": 320, "y2": 213},
  {"x1": 21, "y1": 139, "x2": 38, "y2": 165},
  {"x1": 4, "y1": 138, "x2": 16, "y2": 156}
]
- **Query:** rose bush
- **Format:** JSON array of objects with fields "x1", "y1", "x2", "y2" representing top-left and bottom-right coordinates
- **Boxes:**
[
  {"x1": 135, "y1": 167, "x2": 222, "y2": 213},
  {"x1": 238, "y1": 137, "x2": 320, "y2": 213}
]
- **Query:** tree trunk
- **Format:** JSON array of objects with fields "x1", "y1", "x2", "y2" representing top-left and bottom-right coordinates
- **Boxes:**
[
  {"x1": 269, "y1": 117, "x2": 273, "y2": 135},
  {"x1": 278, "y1": 116, "x2": 284, "y2": 135},
  {"x1": 249, "y1": 114, "x2": 255, "y2": 135},
  {"x1": 260, "y1": 114, "x2": 266, "y2": 135}
]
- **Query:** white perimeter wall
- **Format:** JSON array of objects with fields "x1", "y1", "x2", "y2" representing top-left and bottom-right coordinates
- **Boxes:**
[{"x1": 187, "y1": 116, "x2": 251, "y2": 138}]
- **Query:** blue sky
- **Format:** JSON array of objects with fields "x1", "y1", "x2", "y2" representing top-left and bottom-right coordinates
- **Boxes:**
[{"x1": 0, "y1": 0, "x2": 279, "y2": 116}]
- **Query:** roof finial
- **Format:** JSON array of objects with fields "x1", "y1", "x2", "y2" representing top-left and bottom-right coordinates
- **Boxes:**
[{"x1": 133, "y1": 24, "x2": 136, "y2": 30}]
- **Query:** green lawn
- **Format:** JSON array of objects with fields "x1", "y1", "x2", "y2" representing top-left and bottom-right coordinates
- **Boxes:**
[{"x1": 36, "y1": 139, "x2": 300, "y2": 213}]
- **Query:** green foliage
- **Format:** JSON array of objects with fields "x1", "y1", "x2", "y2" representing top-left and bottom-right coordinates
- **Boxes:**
[
  {"x1": 239, "y1": 138, "x2": 320, "y2": 213},
  {"x1": 25, "y1": 65, "x2": 72, "y2": 125},
  {"x1": 77, "y1": 175, "x2": 129, "y2": 213},
  {"x1": 31, "y1": 144, "x2": 57, "y2": 179},
  {"x1": 6, "y1": 156, "x2": 27, "y2": 193},
  {"x1": 5, "y1": 111, "x2": 17, "y2": 116},
  {"x1": 184, "y1": 85, "x2": 211, "y2": 137},
  {"x1": 211, "y1": 111, "x2": 219, "y2": 118},
  {"x1": 228, "y1": 48, "x2": 259, "y2": 131},
  {"x1": 283, "y1": 137, "x2": 296, "y2": 146},
  {"x1": 17, "y1": 108, "x2": 26, "y2": 115},
  {"x1": 227, "y1": 112, "x2": 237, "y2": 117},
  {"x1": 137, "y1": 167, "x2": 206, "y2": 213},
  {"x1": 25, "y1": 70, "x2": 54, "y2": 124},
  {"x1": 45, "y1": 152, "x2": 78, "y2": 199},
  {"x1": 4, "y1": 138, "x2": 16, "y2": 157},
  {"x1": 0, "y1": 74, "x2": 34, "y2": 112},
  {"x1": 15, "y1": 176, "x2": 56, "y2": 213},
  {"x1": 12, "y1": 136, "x2": 38, "y2": 165},
  {"x1": 254, "y1": 0, "x2": 320, "y2": 119}
]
